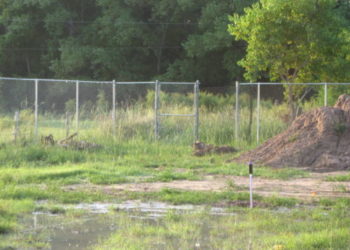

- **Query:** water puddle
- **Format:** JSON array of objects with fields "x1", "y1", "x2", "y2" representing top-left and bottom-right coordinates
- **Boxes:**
[
  {"x1": 11, "y1": 201, "x2": 236, "y2": 249},
  {"x1": 68, "y1": 200, "x2": 230, "y2": 216},
  {"x1": 29, "y1": 213, "x2": 118, "y2": 249}
]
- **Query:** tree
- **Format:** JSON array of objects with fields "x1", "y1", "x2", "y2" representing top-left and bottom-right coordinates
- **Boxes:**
[
  {"x1": 0, "y1": 0, "x2": 259, "y2": 112},
  {"x1": 229, "y1": 0, "x2": 350, "y2": 118},
  {"x1": 163, "y1": 0, "x2": 256, "y2": 87}
]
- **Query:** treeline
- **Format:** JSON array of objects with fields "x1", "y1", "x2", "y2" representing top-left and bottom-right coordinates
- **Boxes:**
[
  {"x1": 1, "y1": 0, "x2": 350, "y2": 113},
  {"x1": 0, "y1": 0, "x2": 258, "y2": 83},
  {"x1": 0, "y1": 0, "x2": 258, "y2": 112}
]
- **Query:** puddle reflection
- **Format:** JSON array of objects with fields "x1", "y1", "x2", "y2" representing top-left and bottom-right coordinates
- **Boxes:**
[{"x1": 14, "y1": 201, "x2": 238, "y2": 249}]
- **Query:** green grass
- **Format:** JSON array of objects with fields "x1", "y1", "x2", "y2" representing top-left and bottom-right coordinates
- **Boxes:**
[
  {"x1": 0, "y1": 199, "x2": 34, "y2": 234},
  {"x1": 95, "y1": 202, "x2": 350, "y2": 250},
  {"x1": 125, "y1": 188, "x2": 256, "y2": 205},
  {"x1": 123, "y1": 188, "x2": 300, "y2": 208},
  {"x1": 325, "y1": 173, "x2": 350, "y2": 182},
  {"x1": 0, "y1": 138, "x2": 310, "y2": 247},
  {"x1": 0, "y1": 98, "x2": 347, "y2": 248}
]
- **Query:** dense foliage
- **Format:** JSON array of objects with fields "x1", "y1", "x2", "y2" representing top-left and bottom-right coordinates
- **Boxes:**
[
  {"x1": 1, "y1": 0, "x2": 350, "y2": 112},
  {"x1": 0, "y1": 0, "x2": 257, "y2": 111},
  {"x1": 229, "y1": 0, "x2": 350, "y2": 117},
  {"x1": 0, "y1": 0, "x2": 255, "y2": 81}
]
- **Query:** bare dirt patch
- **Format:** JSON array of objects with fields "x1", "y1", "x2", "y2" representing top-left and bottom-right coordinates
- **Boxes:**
[
  {"x1": 65, "y1": 171, "x2": 350, "y2": 201},
  {"x1": 234, "y1": 94, "x2": 350, "y2": 170}
]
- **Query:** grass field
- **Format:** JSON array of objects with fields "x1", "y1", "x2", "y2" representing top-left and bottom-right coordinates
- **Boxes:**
[{"x1": 0, "y1": 93, "x2": 349, "y2": 249}]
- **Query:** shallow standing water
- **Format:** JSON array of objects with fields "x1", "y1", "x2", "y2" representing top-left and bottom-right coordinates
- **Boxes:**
[{"x1": 12, "y1": 201, "x2": 235, "y2": 249}]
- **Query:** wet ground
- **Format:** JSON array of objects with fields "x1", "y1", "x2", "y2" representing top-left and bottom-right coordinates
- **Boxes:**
[
  {"x1": 12, "y1": 201, "x2": 235, "y2": 250},
  {"x1": 65, "y1": 171, "x2": 350, "y2": 200}
]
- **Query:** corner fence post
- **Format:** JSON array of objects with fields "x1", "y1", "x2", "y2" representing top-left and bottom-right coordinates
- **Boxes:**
[
  {"x1": 76, "y1": 80, "x2": 79, "y2": 132},
  {"x1": 112, "y1": 80, "x2": 116, "y2": 137},
  {"x1": 154, "y1": 80, "x2": 160, "y2": 140},
  {"x1": 324, "y1": 83, "x2": 328, "y2": 107},
  {"x1": 34, "y1": 79, "x2": 38, "y2": 138},
  {"x1": 194, "y1": 80, "x2": 200, "y2": 141},
  {"x1": 235, "y1": 81, "x2": 240, "y2": 141},
  {"x1": 257, "y1": 82, "x2": 261, "y2": 144}
]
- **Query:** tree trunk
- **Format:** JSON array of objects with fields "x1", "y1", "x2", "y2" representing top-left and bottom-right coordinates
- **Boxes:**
[
  {"x1": 25, "y1": 56, "x2": 31, "y2": 75},
  {"x1": 156, "y1": 24, "x2": 168, "y2": 74}
]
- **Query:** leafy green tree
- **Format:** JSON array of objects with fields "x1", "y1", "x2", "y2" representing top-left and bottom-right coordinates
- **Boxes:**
[
  {"x1": 0, "y1": 0, "x2": 51, "y2": 76},
  {"x1": 229, "y1": 0, "x2": 350, "y2": 118},
  {"x1": 163, "y1": 0, "x2": 256, "y2": 86},
  {"x1": 0, "y1": 0, "x2": 258, "y2": 112}
]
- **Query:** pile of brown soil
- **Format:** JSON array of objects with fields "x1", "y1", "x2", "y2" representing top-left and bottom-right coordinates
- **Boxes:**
[{"x1": 234, "y1": 94, "x2": 350, "y2": 170}]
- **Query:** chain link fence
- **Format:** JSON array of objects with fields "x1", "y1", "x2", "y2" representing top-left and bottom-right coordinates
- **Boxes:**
[
  {"x1": 233, "y1": 82, "x2": 350, "y2": 150},
  {"x1": 0, "y1": 77, "x2": 199, "y2": 145},
  {"x1": 2, "y1": 77, "x2": 350, "y2": 148}
]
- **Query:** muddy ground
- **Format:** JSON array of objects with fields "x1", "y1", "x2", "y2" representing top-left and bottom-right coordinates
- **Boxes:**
[{"x1": 66, "y1": 171, "x2": 350, "y2": 201}]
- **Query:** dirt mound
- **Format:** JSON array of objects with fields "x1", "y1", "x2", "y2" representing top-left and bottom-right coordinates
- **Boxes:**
[{"x1": 234, "y1": 94, "x2": 350, "y2": 170}]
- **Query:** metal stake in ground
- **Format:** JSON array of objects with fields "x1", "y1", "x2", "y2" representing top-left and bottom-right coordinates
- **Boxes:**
[{"x1": 249, "y1": 161, "x2": 253, "y2": 208}]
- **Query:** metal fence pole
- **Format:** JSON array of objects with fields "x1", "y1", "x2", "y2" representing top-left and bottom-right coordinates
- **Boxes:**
[
  {"x1": 34, "y1": 79, "x2": 38, "y2": 138},
  {"x1": 194, "y1": 80, "x2": 200, "y2": 141},
  {"x1": 76, "y1": 80, "x2": 79, "y2": 131},
  {"x1": 256, "y1": 82, "x2": 261, "y2": 144},
  {"x1": 14, "y1": 111, "x2": 20, "y2": 142},
  {"x1": 154, "y1": 80, "x2": 160, "y2": 139},
  {"x1": 324, "y1": 83, "x2": 328, "y2": 107},
  {"x1": 65, "y1": 112, "x2": 70, "y2": 138},
  {"x1": 112, "y1": 80, "x2": 116, "y2": 137},
  {"x1": 235, "y1": 81, "x2": 240, "y2": 141}
]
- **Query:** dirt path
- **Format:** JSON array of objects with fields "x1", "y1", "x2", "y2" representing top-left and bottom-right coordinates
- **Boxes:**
[{"x1": 66, "y1": 172, "x2": 350, "y2": 200}]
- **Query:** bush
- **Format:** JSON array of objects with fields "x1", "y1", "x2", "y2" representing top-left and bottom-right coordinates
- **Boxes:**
[
  {"x1": 0, "y1": 117, "x2": 13, "y2": 129},
  {"x1": 145, "y1": 90, "x2": 234, "y2": 111}
]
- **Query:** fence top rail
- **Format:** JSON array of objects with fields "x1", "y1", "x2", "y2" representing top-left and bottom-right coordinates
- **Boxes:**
[
  {"x1": 239, "y1": 82, "x2": 350, "y2": 86},
  {"x1": 160, "y1": 81, "x2": 198, "y2": 85},
  {"x1": 116, "y1": 81, "x2": 155, "y2": 85},
  {"x1": 0, "y1": 77, "x2": 198, "y2": 85}
]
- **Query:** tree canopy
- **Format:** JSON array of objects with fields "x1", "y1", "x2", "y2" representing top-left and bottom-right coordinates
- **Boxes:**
[
  {"x1": 229, "y1": 0, "x2": 350, "y2": 83},
  {"x1": 0, "y1": 0, "x2": 255, "y2": 84},
  {"x1": 0, "y1": 0, "x2": 256, "y2": 111},
  {"x1": 229, "y1": 0, "x2": 350, "y2": 118},
  {"x1": 1, "y1": 0, "x2": 350, "y2": 112}
]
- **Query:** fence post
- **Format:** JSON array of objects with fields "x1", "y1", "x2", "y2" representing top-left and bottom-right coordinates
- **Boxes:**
[
  {"x1": 324, "y1": 83, "x2": 328, "y2": 107},
  {"x1": 65, "y1": 112, "x2": 70, "y2": 138},
  {"x1": 154, "y1": 80, "x2": 160, "y2": 139},
  {"x1": 235, "y1": 81, "x2": 240, "y2": 141},
  {"x1": 194, "y1": 80, "x2": 200, "y2": 141},
  {"x1": 76, "y1": 80, "x2": 79, "y2": 132},
  {"x1": 112, "y1": 80, "x2": 116, "y2": 137},
  {"x1": 34, "y1": 79, "x2": 38, "y2": 138},
  {"x1": 13, "y1": 111, "x2": 20, "y2": 143},
  {"x1": 256, "y1": 82, "x2": 261, "y2": 144}
]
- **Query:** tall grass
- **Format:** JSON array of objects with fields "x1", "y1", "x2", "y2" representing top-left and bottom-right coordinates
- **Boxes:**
[{"x1": 0, "y1": 90, "x2": 290, "y2": 151}]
